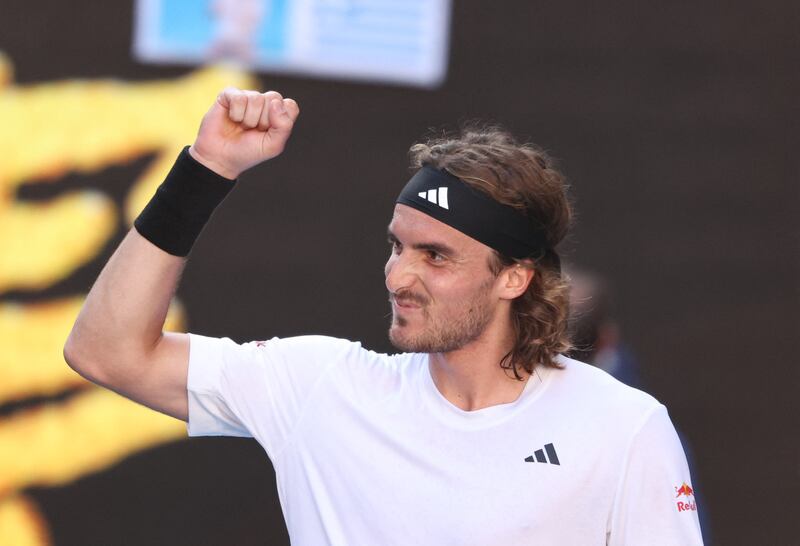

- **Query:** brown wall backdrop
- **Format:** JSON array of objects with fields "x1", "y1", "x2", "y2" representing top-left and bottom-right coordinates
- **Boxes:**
[{"x1": 2, "y1": 1, "x2": 797, "y2": 544}]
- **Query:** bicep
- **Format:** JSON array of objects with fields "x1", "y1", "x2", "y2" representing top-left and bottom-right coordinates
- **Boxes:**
[{"x1": 107, "y1": 332, "x2": 190, "y2": 422}]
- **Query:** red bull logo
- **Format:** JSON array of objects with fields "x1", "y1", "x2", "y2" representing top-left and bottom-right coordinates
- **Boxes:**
[
  {"x1": 675, "y1": 482, "x2": 694, "y2": 498},
  {"x1": 674, "y1": 482, "x2": 697, "y2": 512}
]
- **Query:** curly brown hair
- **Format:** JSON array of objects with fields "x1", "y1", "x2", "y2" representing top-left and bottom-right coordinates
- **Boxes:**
[{"x1": 408, "y1": 124, "x2": 573, "y2": 378}]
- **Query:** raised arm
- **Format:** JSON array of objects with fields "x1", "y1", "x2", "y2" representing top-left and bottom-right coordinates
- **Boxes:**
[{"x1": 64, "y1": 89, "x2": 300, "y2": 421}]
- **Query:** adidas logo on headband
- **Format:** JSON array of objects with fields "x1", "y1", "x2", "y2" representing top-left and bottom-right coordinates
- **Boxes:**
[{"x1": 417, "y1": 187, "x2": 449, "y2": 210}]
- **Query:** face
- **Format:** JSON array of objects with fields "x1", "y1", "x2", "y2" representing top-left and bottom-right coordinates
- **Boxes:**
[{"x1": 384, "y1": 204, "x2": 503, "y2": 353}]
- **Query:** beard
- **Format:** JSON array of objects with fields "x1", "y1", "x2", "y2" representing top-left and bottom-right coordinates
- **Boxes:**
[{"x1": 388, "y1": 280, "x2": 495, "y2": 353}]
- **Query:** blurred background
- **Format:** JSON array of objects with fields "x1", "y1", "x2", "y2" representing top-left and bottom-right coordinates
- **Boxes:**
[{"x1": 1, "y1": 1, "x2": 796, "y2": 544}]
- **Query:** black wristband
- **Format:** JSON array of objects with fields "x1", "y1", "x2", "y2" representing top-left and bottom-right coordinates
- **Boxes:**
[{"x1": 134, "y1": 146, "x2": 236, "y2": 257}]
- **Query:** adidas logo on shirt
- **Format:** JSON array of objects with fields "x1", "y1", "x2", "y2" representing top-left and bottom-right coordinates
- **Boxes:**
[
  {"x1": 418, "y1": 187, "x2": 449, "y2": 209},
  {"x1": 524, "y1": 443, "x2": 560, "y2": 465}
]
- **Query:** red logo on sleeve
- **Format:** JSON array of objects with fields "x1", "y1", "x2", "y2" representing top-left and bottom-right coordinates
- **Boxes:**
[{"x1": 675, "y1": 482, "x2": 697, "y2": 512}]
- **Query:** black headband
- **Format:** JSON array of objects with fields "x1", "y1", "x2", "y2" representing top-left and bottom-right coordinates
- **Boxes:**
[{"x1": 396, "y1": 166, "x2": 550, "y2": 260}]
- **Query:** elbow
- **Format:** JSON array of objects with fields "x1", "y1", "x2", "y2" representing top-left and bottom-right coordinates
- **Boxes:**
[
  {"x1": 64, "y1": 328, "x2": 147, "y2": 389},
  {"x1": 63, "y1": 331, "x2": 87, "y2": 376},
  {"x1": 63, "y1": 330, "x2": 104, "y2": 385},
  {"x1": 63, "y1": 333, "x2": 80, "y2": 371}
]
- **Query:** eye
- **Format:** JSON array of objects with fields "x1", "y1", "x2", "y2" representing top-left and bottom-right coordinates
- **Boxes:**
[
  {"x1": 426, "y1": 250, "x2": 446, "y2": 263},
  {"x1": 388, "y1": 238, "x2": 402, "y2": 254}
]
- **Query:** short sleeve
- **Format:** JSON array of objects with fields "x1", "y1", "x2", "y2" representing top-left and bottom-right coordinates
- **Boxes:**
[
  {"x1": 608, "y1": 404, "x2": 704, "y2": 545},
  {"x1": 186, "y1": 333, "x2": 358, "y2": 457}
]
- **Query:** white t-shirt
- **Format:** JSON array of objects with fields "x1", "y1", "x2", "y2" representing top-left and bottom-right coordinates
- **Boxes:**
[{"x1": 187, "y1": 334, "x2": 703, "y2": 545}]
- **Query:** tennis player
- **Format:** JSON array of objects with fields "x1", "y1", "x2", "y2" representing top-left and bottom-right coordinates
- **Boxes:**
[{"x1": 65, "y1": 88, "x2": 703, "y2": 545}]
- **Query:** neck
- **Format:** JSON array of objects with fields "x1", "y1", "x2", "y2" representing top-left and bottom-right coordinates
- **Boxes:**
[{"x1": 428, "y1": 318, "x2": 529, "y2": 411}]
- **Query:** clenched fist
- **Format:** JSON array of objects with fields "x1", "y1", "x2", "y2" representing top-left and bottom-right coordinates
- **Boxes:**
[{"x1": 188, "y1": 88, "x2": 300, "y2": 179}]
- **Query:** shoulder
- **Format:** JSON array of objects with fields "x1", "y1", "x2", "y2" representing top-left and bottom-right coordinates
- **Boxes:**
[
  {"x1": 257, "y1": 334, "x2": 365, "y2": 357},
  {"x1": 191, "y1": 333, "x2": 418, "y2": 374},
  {"x1": 547, "y1": 354, "x2": 662, "y2": 424},
  {"x1": 261, "y1": 335, "x2": 419, "y2": 378},
  {"x1": 261, "y1": 335, "x2": 411, "y2": 365}
]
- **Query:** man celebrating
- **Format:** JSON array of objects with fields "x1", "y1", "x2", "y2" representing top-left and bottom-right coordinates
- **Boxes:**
[{"x1": 65, "y1": 89, "x2": 703, "y2": 544}]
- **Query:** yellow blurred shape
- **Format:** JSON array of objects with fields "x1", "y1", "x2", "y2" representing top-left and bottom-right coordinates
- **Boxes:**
[
  {"x1": 0, "y1": 191, "x2": 115, "y2": 292},
  {"x1": 0, "y1": 65, "x2": 253, "y2": 190},
  {"x1": 0, "y1": 296, "x2": 185, "y2": 403},
  {"x1": 0, "y1": 64, "x2": 254, "y2": 292},
  {"x1": 0, "y1": 387, "x2": 185, "y2": 496},
  {"x1": 0, "y1": 57, "x2": 254, "y2": 540},
  {"x1": 0, "y1": 495, "x2": 50, "y2": 546}
]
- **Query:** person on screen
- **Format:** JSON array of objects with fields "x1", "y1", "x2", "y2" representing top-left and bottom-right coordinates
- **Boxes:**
[{"x1": 208, "y1": 0, "x2": 267, "y2": 62}]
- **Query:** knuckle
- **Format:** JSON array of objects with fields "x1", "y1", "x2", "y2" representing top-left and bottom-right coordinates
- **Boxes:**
[
  {"x1": 221, "y1": 86, "x2": 238, "y2": 98},
  {"x1": 285, "y1": 99, "x2": 300, "y2": 118}
]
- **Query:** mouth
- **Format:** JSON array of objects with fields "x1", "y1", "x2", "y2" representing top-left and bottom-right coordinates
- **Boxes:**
[
  {"x1": 392, "y1": 300, "x2": 420, "y2": 314},
  {"x1": 389, "y1": 294, "x2": 426, "y2": 311}
]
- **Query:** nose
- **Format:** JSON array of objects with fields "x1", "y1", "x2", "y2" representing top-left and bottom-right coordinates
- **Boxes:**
[{"x1": 384, "y1": 251, "x2": 416, "y2": 294}]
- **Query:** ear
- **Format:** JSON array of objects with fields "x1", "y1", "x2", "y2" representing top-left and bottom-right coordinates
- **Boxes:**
[{"x1": 498, "y1": 262, "x2": 535, "y2": 300}]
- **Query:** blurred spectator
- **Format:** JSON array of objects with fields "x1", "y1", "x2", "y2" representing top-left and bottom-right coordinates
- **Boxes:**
[{"x1": 567, "y1": 268, "x2": 642, "y2": 388}]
